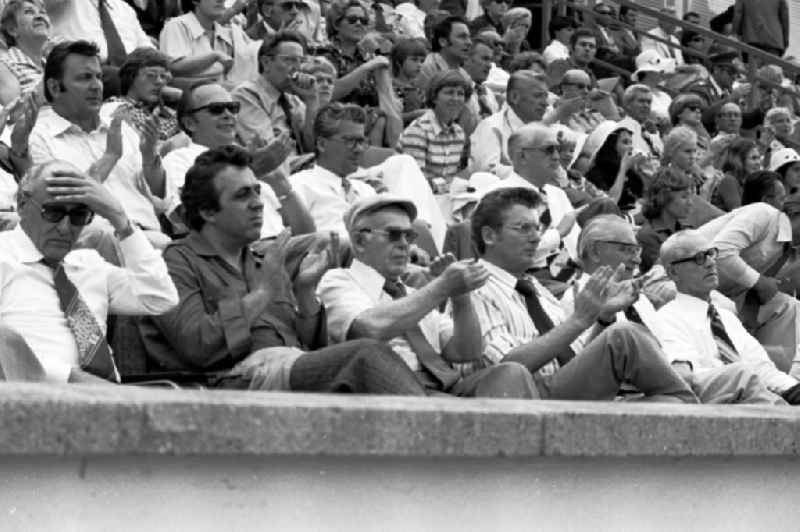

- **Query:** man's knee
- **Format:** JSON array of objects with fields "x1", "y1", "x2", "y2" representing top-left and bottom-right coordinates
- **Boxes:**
[{"x1": 479, "y1": 362, "x2": 538, "y2": 398}]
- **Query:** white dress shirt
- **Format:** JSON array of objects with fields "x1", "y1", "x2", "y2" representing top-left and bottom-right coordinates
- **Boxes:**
[
  {"x1": 0, "y1": 225, "x2": 178, "y2": 382},
  {"x1": 469, "y1": 259, "x2": 579, "y2": 377},
  {"x1": 162, "y1": 141, "x2": 284, "y2": 238},
  {"x1": 318, "y1": 259, "x2": 453, "y2": 371},
  {"x1": 641, "y1": 27, "x2": 684, "y2": 66},
  {"x1": 468, "y1": 106, "x2": 524, "y2": 179},
  {"x1": 159, "y1": 12, "x2": 238, "y2": 82},
  {"x1": 658, "y1": 292, "x2": 797, "y2": 393},
  {"x1": 29, "y1": 107, "x2": 160, "y2": 230},
  {"x1": 486, "y1": 173, "x2": 580, "y2": 266},
  {"x1": 542, "y1": 40, "x2": 570, "y2": 65},
  {"x1": 694, "y1": 203, "x2": 792, "y2": 298},
  {"x1": 46, "y1": 0, "x2": 153, "y2": 62},
  {"x1": 560, "y1": 272, "x2": 666, "y2": 352},
  {"x1": 289, "y1": 164, "x2": 376, "y2": 237}
]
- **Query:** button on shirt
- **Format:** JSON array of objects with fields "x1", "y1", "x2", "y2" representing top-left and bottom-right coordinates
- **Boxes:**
[
  {"x1": 469, "y1": 259, "x2": 577, "y2": 377},
  {"x1": 318, "y1": 259, "x2": 454, "y2": 372},
  {"x1": 397, "y1": 109, "x2": 466, "y2": 184},
  {"x1": 28, "y1": 107, "x2": 160, "y2": 230},
  {"x1": 48, "y1": 0, "x2": 153, "y2": 62},
  {"x1": 0, "y1": 226, "x2": 178, "y2": 382},
  {"x1": 159, "y1": 11, "x2": 234, "y2": 81},
  {"x1": 289, "y1": 164, "x2": 376, "y2": 237},
  {"x1": 162, "y1": 141, "x2": 284, "y2": 238},
  {"x1": 693, "y1": 202, "x2": 792, "y2": 298},
  {"x1": 658, "y1": 292, "x2": 797, "y2": 393},
  {"x1": 469, "y1": 107, "x2": 524, "y2": 180}
]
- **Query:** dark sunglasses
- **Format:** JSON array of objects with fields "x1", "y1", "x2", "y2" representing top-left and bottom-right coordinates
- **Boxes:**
[
  {"x1": 190, "y1": 101, "x2": 241, "y2": 115},
  {"x1": 564, "y1": 81, "x2": 590, "y2": 90},
  {"x1": 343, "y1": 15, "x2": 369, "y2": 25},
  {"x1": 685, "y1": 104, "x2": 703, "y2": 112},
  {"x1": 358, "y1": 227, "x2": 418, "y2": 244},
  {"x1": 279, "y1": 1, "x2": 305, "y2": 9},
  {"x1": 31, "y1": 197, "x2": 94, "y2": 226},
  {"x1": 670, "y1": 247, "x2": 718, "y2": 266}
]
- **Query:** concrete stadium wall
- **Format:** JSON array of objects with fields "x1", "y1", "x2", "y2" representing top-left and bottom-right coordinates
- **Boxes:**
[{"x1": 2, "y1": 385, "x2": 800, "y2": 531}]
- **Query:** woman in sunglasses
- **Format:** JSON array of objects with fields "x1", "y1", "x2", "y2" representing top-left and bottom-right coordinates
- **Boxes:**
[
  {"x1": 668, "y1": 93, "x2": 710, "y2": 151},
  {"x1": 322, "y1": 0, "x2": 401, "y2": 146}
]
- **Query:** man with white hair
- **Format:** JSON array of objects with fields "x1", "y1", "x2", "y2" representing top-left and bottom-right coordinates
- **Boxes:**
[
  {"x1": 488, "y1": 123, "x2": 580, "y2": 275},
  {"x1": 657, "y1": 229, "x2": 800, "y2": 404},
  {"x1": 562, "y1": 216, "x2": 783, "y2": 404},
  {"x1": 617, "y1": 84, "x2": 663, "y2": 161}
]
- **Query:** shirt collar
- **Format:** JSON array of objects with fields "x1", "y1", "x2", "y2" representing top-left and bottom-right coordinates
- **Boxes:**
[
  {"x1": 7, "y1": 225, "x2": 43, "y2": 264},
  {"x1": 505, "y1": 107, "x2": 524, "y2": 130},
  {"x1": 480, "y1": 258, "x2": 520, "y2": 290},
  {"x1": 778, "y1": 211, "x2": 792, "y2": 243},
  {"x1": 184, "y1": 11, "x2": 231, "y2": 45},
  {"x1": 313, "y1": 164, "x2": 344, "y2": 183},
  {"x1": 179, "y1": 231, "x2": 226, "y2": 258},
  {"x1": 256, "y1": 75, "x2": 281, "y2": 99},
  {"x1": 350, "y1": 259, "x2": 393, "y2": 301},
  {"x1": 41, "y1": 109, "x2": 109, "y2": 137},
  {"x1": 423, "y1": 109, "x2": 456, "y2": 136},
  {"x1": 673, "y1": 291, "x2": 710, "y2": 313}
]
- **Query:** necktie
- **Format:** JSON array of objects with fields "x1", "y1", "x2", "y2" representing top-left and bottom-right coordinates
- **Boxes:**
[
  {"x1": 515, "y1": 278, "x2": 575, "y2": 364},
  {"x1": 475, "y1": 84, "x2": 493, "y2": 118},
  {"x1": 624, "y1": 305, "x2": 644, "y2": 326},
  {"x1": 277, "y1": 92, "x2": 302, "y2": 149},
  {"x1": 707, "y1": 303, "x2": 739, "y2": 364},
  {"x1": 99, "y1": 0, "x2": 128, "y2": 67},
  {"x1": 383, "y1": 279, "x2": 460, "y2": 389},
  {"x1": 45, "y1": 261, "x2": 120, "y2": 382}
]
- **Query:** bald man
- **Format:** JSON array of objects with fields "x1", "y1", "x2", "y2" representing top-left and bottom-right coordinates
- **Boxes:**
[
  {"x1": 561, "y1": 216, "x2": 784, "y2": 404},
  {"x1": 657, "y1": 229, "x2": 799, "y2": 404},
  {"x1": 0, "y1": 161, "x2": 178, "y2": 383}
]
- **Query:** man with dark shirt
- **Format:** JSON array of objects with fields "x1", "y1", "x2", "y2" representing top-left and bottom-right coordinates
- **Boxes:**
[{"x1": 140, "y1": 145, "x2": 426, "y2": 394}]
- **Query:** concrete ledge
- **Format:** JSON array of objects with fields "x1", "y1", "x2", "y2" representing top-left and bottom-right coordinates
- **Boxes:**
[{"x1": 2, "y1": 384, "x2": 800, "y2": 458}]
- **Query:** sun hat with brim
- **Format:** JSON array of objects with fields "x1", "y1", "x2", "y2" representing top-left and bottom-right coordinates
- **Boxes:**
[
  {"x1": 450, "y1": 172, "x2": 501, "y2": 214},
  {"x1": 581, "y1": 120, "x2": 628, "y2": 164},
  {"x1": 631, "y1": 50, "x2": 674, "y2": 82},
  {"x1": 343, "y1": 194, "x2": 418, "y2": 232},
  {"x1": 769, "y1": 148, "x2": 800, "y2": 173}
]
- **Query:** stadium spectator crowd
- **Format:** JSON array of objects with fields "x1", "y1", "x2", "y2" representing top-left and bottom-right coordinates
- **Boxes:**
[{"x1": 0, "y1": 0, "x2": 799, "y2": 406}]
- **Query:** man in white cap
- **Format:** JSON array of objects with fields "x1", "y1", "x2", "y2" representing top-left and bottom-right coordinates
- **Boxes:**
[
  {"x1": 631, "y1": 49, "x2": 673, "y2": 122},
  {"x1": 318, "y1": 194, "x2": 540, "y2": 397}
]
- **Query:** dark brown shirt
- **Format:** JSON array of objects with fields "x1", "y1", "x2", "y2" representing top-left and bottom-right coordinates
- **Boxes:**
[{"x1": 140, "y1": 232, "x2": 324, "y2": 372}]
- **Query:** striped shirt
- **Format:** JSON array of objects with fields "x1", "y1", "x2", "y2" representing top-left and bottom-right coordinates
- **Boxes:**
[
  {"x1": 465, "y1": 259, "x2": 581, "y2": 378},
  {"x1": 397, "y1": 109, "x2": 466, "y2": 185},
  {"x1": 0, "y1": 47, "x2": 43, "y2": 95}
]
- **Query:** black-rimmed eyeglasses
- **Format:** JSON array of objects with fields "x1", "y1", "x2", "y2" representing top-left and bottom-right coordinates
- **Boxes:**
[
  {"x1": 670, "y1": 247, "x2": 718, "y2": 266},
  {"x1": 358, "y1": 227, "x2": 418, "y2": 244},
  {"x1": 28, "y1": 196, "x2": 94, "y2": 226},
  {"x1": 189, "y1": 101, "x2": 241, "y2": 115}
]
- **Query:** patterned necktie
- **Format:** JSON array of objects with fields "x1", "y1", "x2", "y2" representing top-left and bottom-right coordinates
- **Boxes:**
[
  {"x1": 44, "y1": 260, "x2": 120, "y2": 382},
  {"x1": 99, "y1": 0, "x2": 128, "y2": 67},
  {"x1": 707, "y1": 303, "x2": 739, "y2": 364},
  {"x1": 383, "y1": 279, "x2": 460, "y2": 389}
]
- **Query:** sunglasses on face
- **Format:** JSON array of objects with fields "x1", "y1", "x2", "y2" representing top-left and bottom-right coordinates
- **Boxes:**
[
  {"x1": 359, "y1": 227, "x2": 418, "y2": 244},
  {"x1": 279, "y1": 1, "x2": 305, "y2": 9},
  {"x1": 564, "y1": 81, "x2": 590, "y2": 90},
  {"x1": 600, "y1": 240, "x2": 642, "y2": 256},
  {"x1": 29, "y1": 197, "x2": 94, "y2": 226},
  {"x1": 330, "y1": 134, "x2": 368, "y2": 149},
  {"x1": 685, "y1": 105, "x2": 703, "y2": 112},
  {"x1": 190, "y1": 101, "x2": 241, "y2": 115},
  {"x1": 670, "y1": 247, "x2": 718, "y2": 266},
  {"x1": 343, "y1": 15, "x2": 369, "y2": 25}
]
